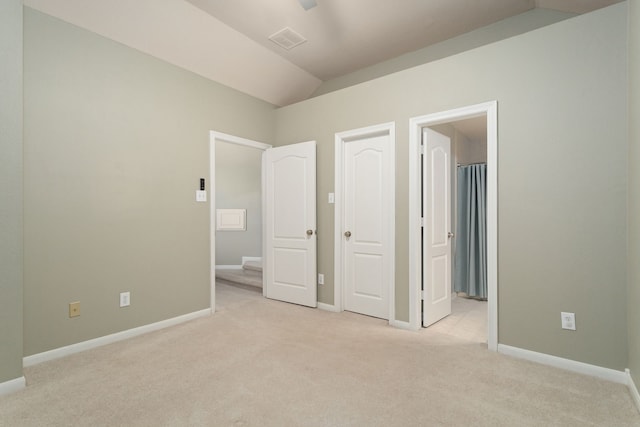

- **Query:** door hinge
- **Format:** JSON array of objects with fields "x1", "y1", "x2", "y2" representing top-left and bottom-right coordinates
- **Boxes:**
[
  {"x1": 419, "y1": 144, "x2": 425, "y2": 155},
  {"x1": 420, "y1": 217, "x2": 424, "y2": 227},
  {"x1": 421, "y1": 290, "x2": 426, "y2": 300}
]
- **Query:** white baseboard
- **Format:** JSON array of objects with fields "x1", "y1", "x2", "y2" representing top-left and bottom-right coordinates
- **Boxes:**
[
  {"x1": 0, "y1": 376, "x2": 26, "y2": 397},
  {"x1": 389, "y1": 319, "x2": 415, "y2": 330},
  {"x1": 498, "y1": 344, "x2": 627, "y2": 384},
  {"x1": 242, "y1": 256, "x2": 262, "y2": 265},
  {"x1": 23, "y1": 308, "x2": 211, "y2": 367},
  {"x1": 317, "y1": 302, "x2": 340, "y2": 312},
  {"x1": 215, "y1": 265, "x2": 242, "y2": 270},
  {"x1": 626, "y1": 369, "x2": 640, "y2": 413}
]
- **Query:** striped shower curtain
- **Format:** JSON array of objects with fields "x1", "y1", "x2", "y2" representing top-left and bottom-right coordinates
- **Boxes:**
[{"x1": 454, "y1": 163, "x2": 487, "y2": 299}]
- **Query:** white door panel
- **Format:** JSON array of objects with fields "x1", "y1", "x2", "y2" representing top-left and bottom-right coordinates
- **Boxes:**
[
  {"x1": 265, "y1": 141, "x2": 317, "y2": 307},
  {"x1": 273, "y1": 248, "x2": 307, "y2": 288},
  {"x1": 423, "y1": 128, "x2": 452, "y2": 326},
  {"x1": 353, "y1": 253, "x2": 383, "y2": 297},
  {"x1": 273, "y1": 156, "x2": 307, "y2": 238},
  {"x1": 343, "y1": 134, "x2": 391, "y2": 319}
]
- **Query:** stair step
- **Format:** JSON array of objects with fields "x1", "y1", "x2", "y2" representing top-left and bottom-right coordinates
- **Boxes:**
[
  {"x1": 243, "y1": 260, "x2": 263, "y2": 273},
  {"x1": 216, "y1": 268, "x2": 262, "y2": 288}
]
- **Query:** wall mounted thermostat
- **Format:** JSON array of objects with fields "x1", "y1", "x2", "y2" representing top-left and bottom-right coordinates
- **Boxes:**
[{"x1": 196, "y1": 178, "x2": 207, "y2": 202}]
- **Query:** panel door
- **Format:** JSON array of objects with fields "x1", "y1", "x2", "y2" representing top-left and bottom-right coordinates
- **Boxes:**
[
  {"x1": 343, "y1": 134, "x2": 392, "y2": 319},
  {"x1": 264, "y1": 141, "x2": 317, "y2": 307},
  {"x1": 422, "y1": 128, "x2": 452, "y2": 326}
]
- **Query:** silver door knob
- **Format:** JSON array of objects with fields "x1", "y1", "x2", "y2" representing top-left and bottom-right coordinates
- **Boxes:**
[
  {"x1": 306, "y1": 229, "x2": 313, "y2": 236},
  {"x1": 344, "y1": 231, "x2": 352, "y2": 238},
  {"x1": 448, "y1": 232, "x2": 454, "y2": 238}
]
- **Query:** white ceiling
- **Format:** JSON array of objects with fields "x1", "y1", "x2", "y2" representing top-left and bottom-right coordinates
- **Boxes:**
[
  {"x1": 452, "y1": 116, "x2": 488, "y2": 144},
  {"x1": 187, "y1": 0, "x2": 539, "y2": 81},
  {"x1": 24, "y1": 0, "x2": 621, "y2": 106}
]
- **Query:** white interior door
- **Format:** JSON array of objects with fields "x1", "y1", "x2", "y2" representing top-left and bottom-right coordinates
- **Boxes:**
[
  {"x1": 264, "y1": 141, "x2": 317, "y2": 307},
  {"x1": 343, "y1": 133, "x2": 392, "y2": 319},
  {"x1": 422, "y1": 128, "x2": 452, "y2": 326}
]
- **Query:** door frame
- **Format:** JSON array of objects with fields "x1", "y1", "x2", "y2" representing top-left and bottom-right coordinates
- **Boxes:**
[
  {"x1": 209, "y1": 131, "x2": 272, "y2": 312},
  {"x1": 334, "y1": 122, "x2": 396, "y2": 323},
  {"x1": 408, "y1": 101, "x2": 498, "y2": 351}
]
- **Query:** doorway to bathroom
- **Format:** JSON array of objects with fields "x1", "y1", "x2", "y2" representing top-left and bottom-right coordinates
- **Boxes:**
[
  {"x1": 409, "y1": 101, "x2": 498, "y2": 351},
  {"x1": 424, "y1": 118, "x2": 488, "y2": 343}
]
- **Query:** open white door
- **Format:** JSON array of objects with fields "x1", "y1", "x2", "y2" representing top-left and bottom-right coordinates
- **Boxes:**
[
  {"x1": 422, "y1": 128, "x2": 452, "y2": 326},
  {"x1": 264, "y1": 141, "x2": 317, "y2": 307}
]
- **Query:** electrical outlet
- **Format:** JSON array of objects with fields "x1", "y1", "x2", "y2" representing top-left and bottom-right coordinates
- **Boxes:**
[
  {"x1": 69, "y1": 301, "x2": 80, "y2": 318},
  {"x1": 561, "y1": 312, "x2": 576, "y2": 330},
  {"x1": 120, "y1": 292, "x2": 130, "y2": 308},
  {"x1": 318, "y1": 274, "x2": 324, "y2": 285}
]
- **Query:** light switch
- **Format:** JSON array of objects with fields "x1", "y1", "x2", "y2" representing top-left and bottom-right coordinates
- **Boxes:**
[
  {"x1": 196, "y1": 190, "x2": 207, "y2": 202},
  {"x1": 328, "y1": 193, "x2": 335, "y2": 204}
]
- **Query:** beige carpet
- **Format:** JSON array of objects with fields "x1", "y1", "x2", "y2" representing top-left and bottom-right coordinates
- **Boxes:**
[{"x1": 1, "y1": 283, "x2": 638, "y2": 426}]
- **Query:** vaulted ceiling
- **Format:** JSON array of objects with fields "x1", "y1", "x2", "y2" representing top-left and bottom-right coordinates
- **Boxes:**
[{"x1": 24, "y1": 0, "x2": 621, "y2": 106}]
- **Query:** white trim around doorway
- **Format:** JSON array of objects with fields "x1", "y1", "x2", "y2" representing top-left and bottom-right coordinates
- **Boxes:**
[
  {"x1": 408, "y1": 101, "x2": 498, "y2": 351},
  {"x1": 209, "y1": 131, "x2": 272, "y2": 313}
]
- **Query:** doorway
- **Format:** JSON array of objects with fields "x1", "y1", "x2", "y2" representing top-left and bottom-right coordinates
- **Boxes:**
[
  {"x1": 428, "y1": 118, "x2": 488, "y2": 343},
  {"x1": 334, "y1": 122, "x2": 395, "y2": 322},
  {"x1": 209, "y1": 131, "x2": 271, "y2": 312},
  {"x1": 409, "y1": 101, "x2": 498, "y2": 351},
  {"x1": 210, "y1": 132, "x2": 318, "y2": 312}
]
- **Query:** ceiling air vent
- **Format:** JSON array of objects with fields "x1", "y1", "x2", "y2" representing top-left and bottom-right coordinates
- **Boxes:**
[{"x1": 269, "y1": 27, "x2": 307, "y2": 51}]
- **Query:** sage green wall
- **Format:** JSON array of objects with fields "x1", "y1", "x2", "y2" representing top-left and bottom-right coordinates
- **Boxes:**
[
  {"x1": 628, "y1": 0, "x2": 640, "y2": 383},
  {"x1": 313, "y1": 8, "x2": 576, "y2": 97},
  {"x1": 23, "y1": 8, "x2": 275, "y2": 356},
  {"x1": 0, "y1": 0, "x2": 24, "y2": 383},
  {"x1": 215, "y1": 141, "x2": 262, "y2": 265},
  {"x1": 276, "y1": 4, "x2": 628, "y2": 370}
]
